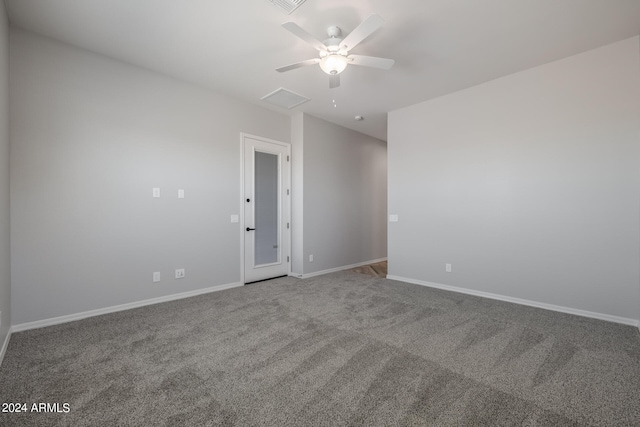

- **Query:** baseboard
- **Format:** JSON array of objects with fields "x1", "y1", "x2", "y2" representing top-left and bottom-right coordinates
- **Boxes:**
[
  {"x1": 297, "y1": 258, "x2": 388, "y2": 279},
  {"x1": 387, "y1": 275, "x2": 640, "y2": 327},
  {"x1": 12, "y1": 282, "x2": 243, "y2": 333},
  {"x1": 0, "y1": 327, "x2": 11, "y2": 368}
]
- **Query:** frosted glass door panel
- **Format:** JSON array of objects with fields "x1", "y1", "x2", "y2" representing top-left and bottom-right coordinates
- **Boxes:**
[{"x1": 254, "y1": 151, "x2": 279, "y2": 265}]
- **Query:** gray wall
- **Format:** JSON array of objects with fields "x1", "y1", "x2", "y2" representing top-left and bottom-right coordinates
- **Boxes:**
[
  {"x1": 290, "y1": 114, "x2": 304, "y2": 275},
  {"x1": 0, "y1": 5, "x2": 10, "y2": 346},
  {"x1": 388, "y1": 36, "x2": 640, "y2": 321},
  {"x1": 10, "y1": 29, "x2": 289, "y2": 325},
  {"x1": 301, "y1": 114, "x2": 387, "y2": 275}
]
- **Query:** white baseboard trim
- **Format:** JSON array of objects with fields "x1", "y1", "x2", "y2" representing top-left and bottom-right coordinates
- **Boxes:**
[
  {"x1": 297, "y1": 258, "x2": 388, "y2": 279},
  {"x1": 0, "y1": 328, "x2": 12, "y2": 367},
  {"x1": 12, "y1": 281, "x2": 243, "y2": 333},
  {"x1": 386, "y1": 275, "x2": 640, "y2": 327}
]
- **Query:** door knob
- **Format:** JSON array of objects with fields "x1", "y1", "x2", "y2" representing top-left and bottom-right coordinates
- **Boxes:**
[{"x1": 246, "y1": 227, "x2": 256, "y2": 231}]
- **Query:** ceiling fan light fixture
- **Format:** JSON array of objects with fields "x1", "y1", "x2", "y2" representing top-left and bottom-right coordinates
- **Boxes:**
[{"x1": 319, "y1": 54, "x2": 348, "y2": 75}]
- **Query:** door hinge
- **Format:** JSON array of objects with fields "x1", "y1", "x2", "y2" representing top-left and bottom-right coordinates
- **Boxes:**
[
  {"x1": 287, "y1": 155, "x2": 290, "y2": 162},
  {"x1": 287, "y1": 189, "x2": 290, "y2": 196},
  {"x1": 287, "y1": 256, "x2": 290, "y2": 263},
  {"x1": 287, "y1": 222, "x2": 290, "y2": 229}
]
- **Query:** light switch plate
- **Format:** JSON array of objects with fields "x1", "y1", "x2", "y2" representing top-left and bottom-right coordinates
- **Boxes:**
[
  {"x1": 153, "y1": 272, "x2": 161, "y2": 283},
  {"x1": 178, "y1": 189, "x2": 185, "y2": 199},
  {"x1": 230, "y1": 215, "x2": 239, "y2": 223},
  {"x1": 389, "y1": 214, "x2": 399, "y2": 222},
  {"x1": 152, "y1": 188, "x2": 160, "y2": 198}
]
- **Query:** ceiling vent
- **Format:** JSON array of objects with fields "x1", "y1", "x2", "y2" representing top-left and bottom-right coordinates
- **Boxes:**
[
  {"x1": 267, "y1": 0, "x2": 307, "y2": 14},
  {"x1": 261, "y1": 88, "x2": 310, "y2": 109}
]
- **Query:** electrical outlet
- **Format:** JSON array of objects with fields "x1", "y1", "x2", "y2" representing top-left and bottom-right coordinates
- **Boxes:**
[
  {"x1": 153, "y1": 272, "x2": 161, "y2": 283},
  {"x1": 446, "y1": 263, "x2": 452, "y2": 273},
  {"x1": 175, "y1": 268, "x2": 185, "y2": 279},
  {"x1": 309, "y1": 254, "x2": 314, "y2": 262}
]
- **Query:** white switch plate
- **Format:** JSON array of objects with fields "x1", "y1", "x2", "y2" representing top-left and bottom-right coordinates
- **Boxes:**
[
  {"x1": 178, "y1": 189, "x2": 185, "y2": 199},
  {"x1": 153, "y1": 272, "x2": 161, "y2": 283},
  {"x1": 446, "y1": 263, "x2": 452, "y2": 273},
  {"x1": 309, "y1": 254, "x2": 314, "y2": 262},
  {"x1": 230, "y1": 214, "x2": 239, "y2": 223},
  {"x1": 152, "y1": 188, "x2": 160, "y2": 198},
  {"x1": 389, "y1": 214, "x2": 399, "y2": 222},
  {"x1": 175, "y1": 268, "x2": 185, "y2": 279}
]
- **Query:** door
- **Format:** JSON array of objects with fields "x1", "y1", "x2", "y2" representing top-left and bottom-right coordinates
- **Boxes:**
[{"x1": 243, "y1": 134, "x2": 290, "y2": 283}]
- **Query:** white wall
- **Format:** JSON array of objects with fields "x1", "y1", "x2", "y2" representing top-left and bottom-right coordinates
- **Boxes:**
[
  {"x1": 388, "y1": 37, "x2": 640, "y2": 322},
  {"x1": 0, "y1": 5, "x2": 10, "y2": 350},
  {"x1": 10, "y1": 29, "x2": 290, "y2": 325},
  {"x1": 301, "y1": 114, "x2": 387, "y2": 275}
]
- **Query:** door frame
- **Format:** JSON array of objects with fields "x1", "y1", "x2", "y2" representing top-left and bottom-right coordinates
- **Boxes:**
[{"x1": 239, "y1": 133, "x2": 291, "y2": 284}]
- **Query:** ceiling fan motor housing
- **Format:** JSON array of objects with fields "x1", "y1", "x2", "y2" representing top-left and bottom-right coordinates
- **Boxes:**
[
  {"x1": 327, "y1": 25, "x2": 341, "y2": 38},
  {"x1": 323, "y1": 39, "x2": 343, "y2": 53}
]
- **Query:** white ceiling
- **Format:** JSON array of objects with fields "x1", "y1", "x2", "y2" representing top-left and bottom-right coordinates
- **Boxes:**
[{"x1": 5, "y1": 0, "x2": 640, "y2": 141}]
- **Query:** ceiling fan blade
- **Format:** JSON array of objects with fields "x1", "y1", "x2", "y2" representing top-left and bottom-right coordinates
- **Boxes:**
[
  {"x1": 282, "y1": 22, "x2": 327, "y2": 52},
  {"x1": 348, "y1": 55, "x2": 395, "y2": 70},
  {"x1": 329, "y1": 74, "x2": 340, "y2": 89},
  {"x1": 339, "y1": 14, "x2": 384, "y2": 52},
  {"x1": 276, "y1": 58, "x2": 320, "y2": 73}
]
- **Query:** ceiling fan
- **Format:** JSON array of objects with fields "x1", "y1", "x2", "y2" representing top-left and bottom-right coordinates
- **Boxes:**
[{"x1": 276, "y1": 14, "x2": 395, "y2": 88}]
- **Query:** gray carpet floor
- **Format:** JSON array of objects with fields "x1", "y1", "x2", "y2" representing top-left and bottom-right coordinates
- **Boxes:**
[{"x1": 1, "y1": 271, "x2": 639, "y2": 426}]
